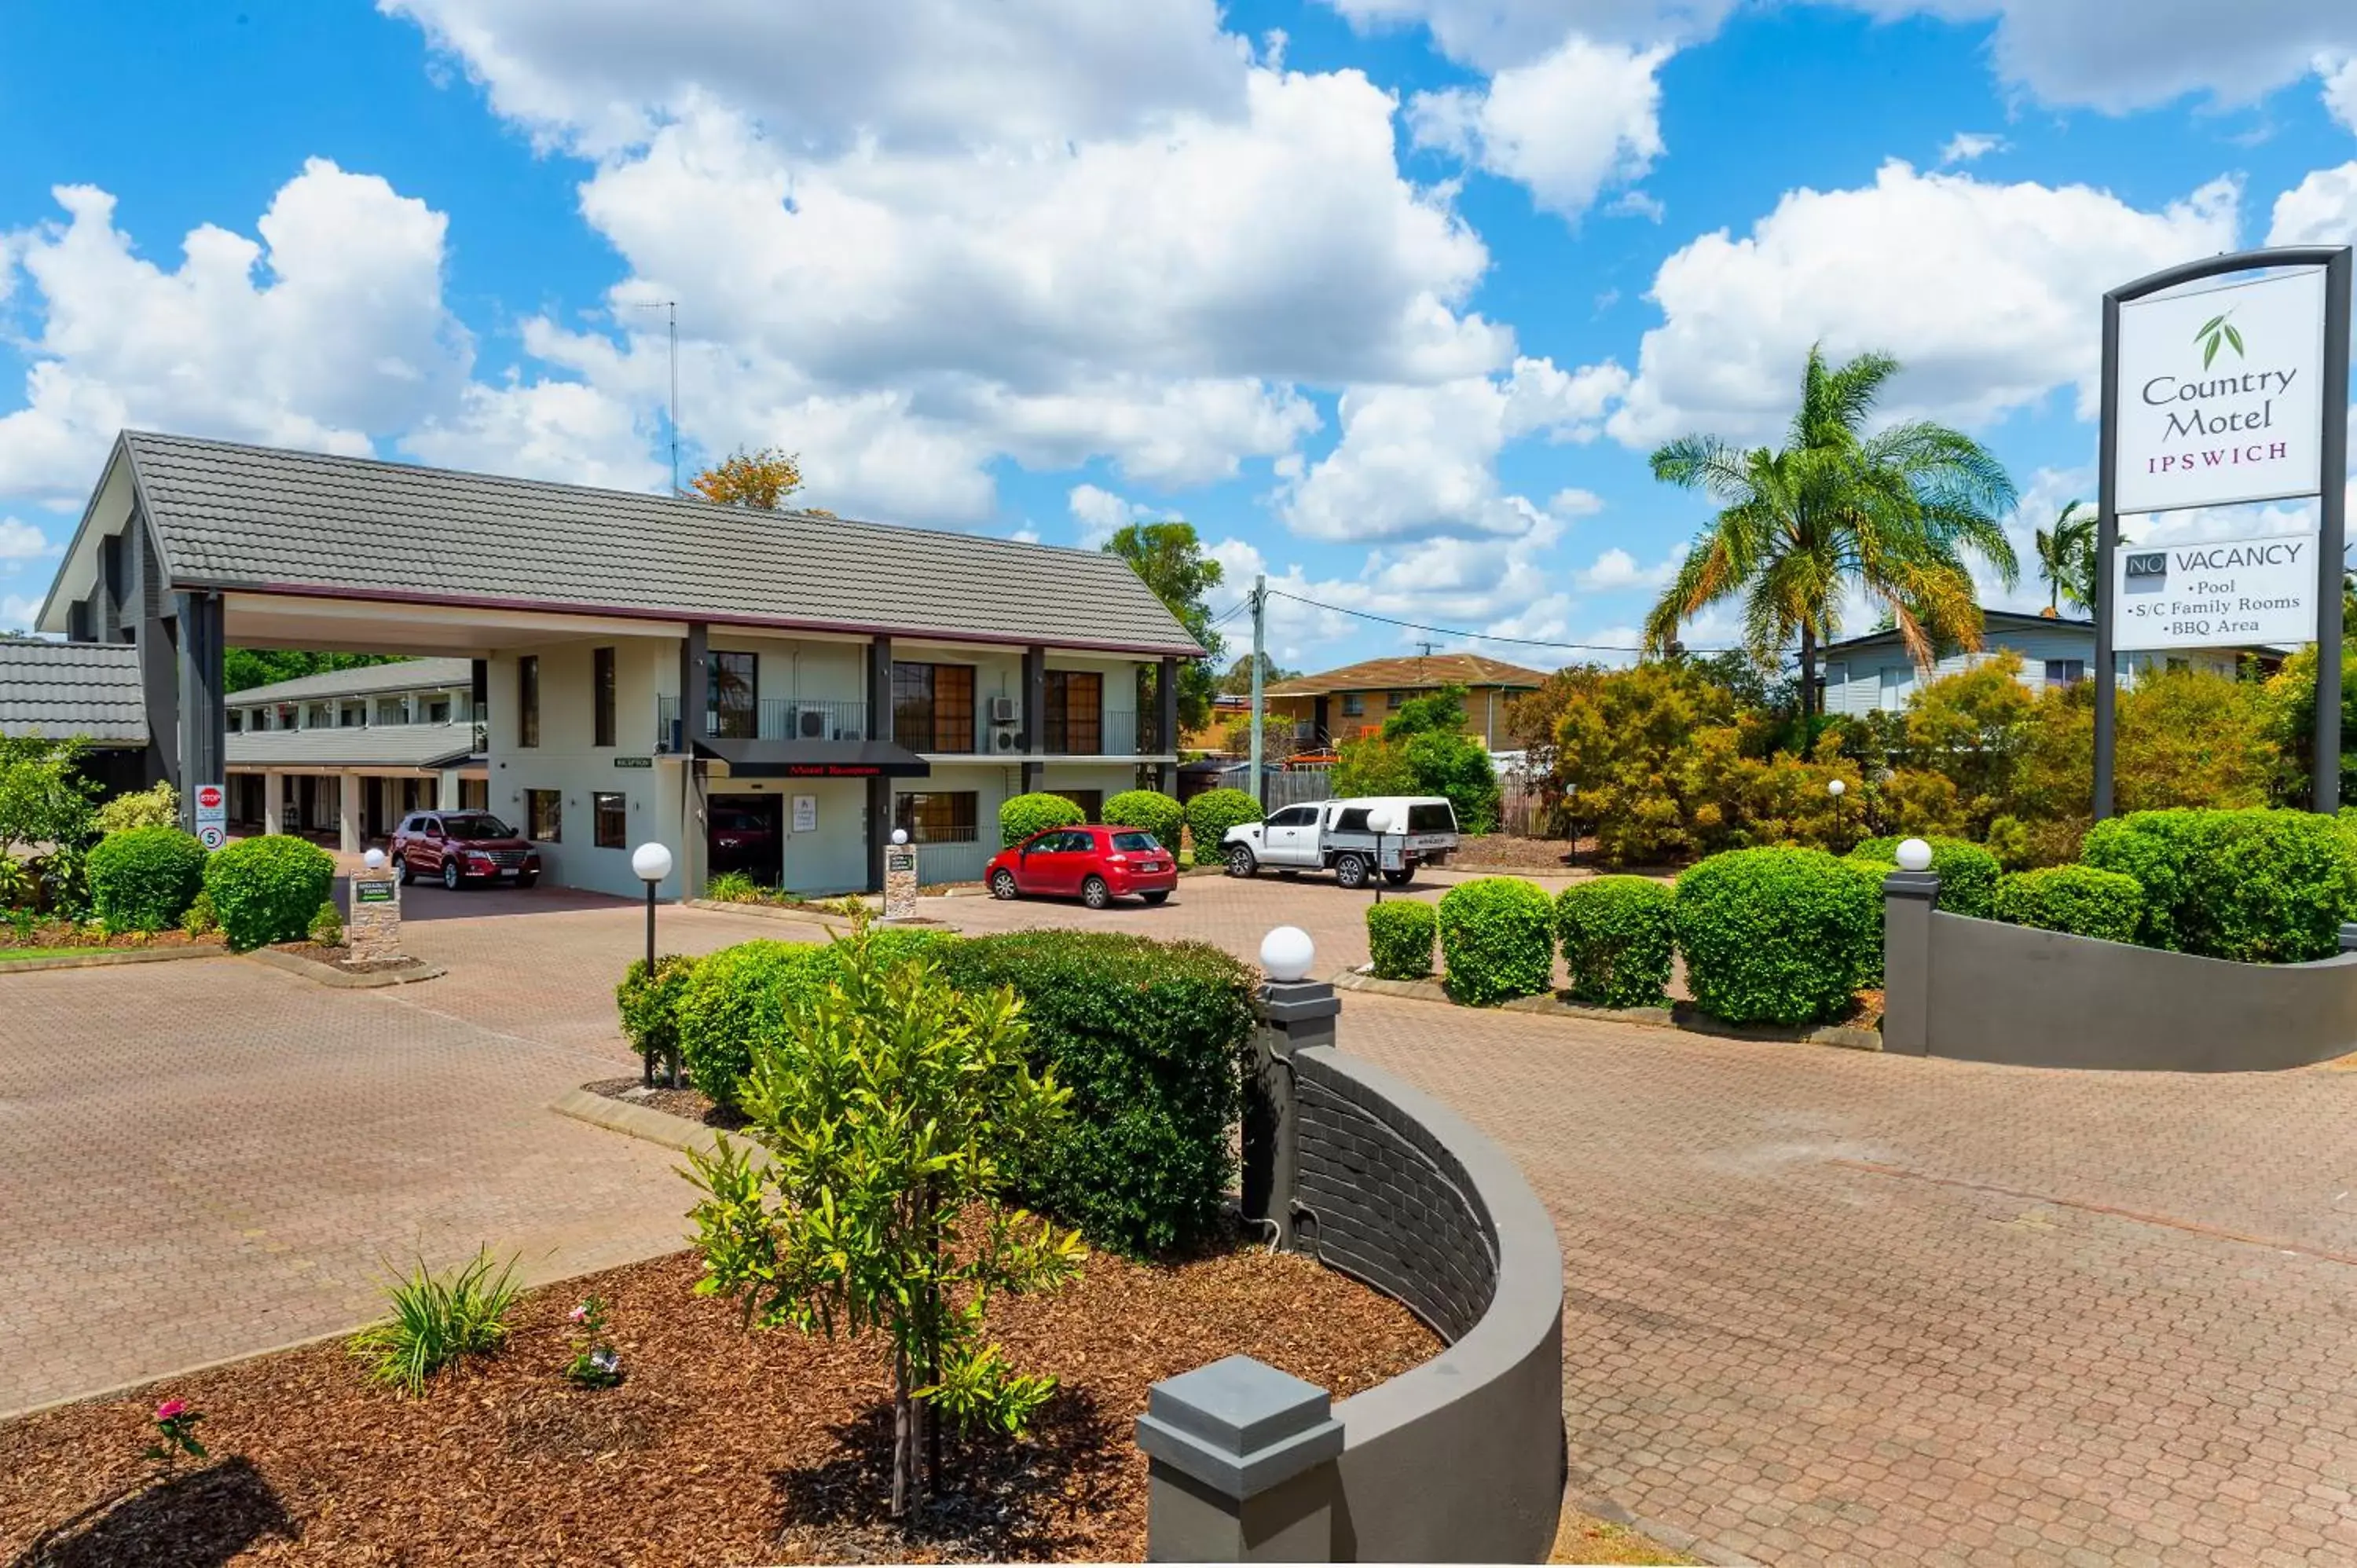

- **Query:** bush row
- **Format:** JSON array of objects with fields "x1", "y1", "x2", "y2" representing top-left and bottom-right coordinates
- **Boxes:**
[
  {"x1": 643, "y1": 925, "x2": 1256, "y2": 1258},
  {"x1": 2083, "y1": 808, "x2": 2357, "y2": 962}
]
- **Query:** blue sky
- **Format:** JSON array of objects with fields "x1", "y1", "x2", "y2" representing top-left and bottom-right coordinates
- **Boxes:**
[{"x1": 3, "y1": 0, "x2": 2355, "y2": 670}]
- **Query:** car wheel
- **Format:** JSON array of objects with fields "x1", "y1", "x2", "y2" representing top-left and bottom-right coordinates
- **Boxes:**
[
  {"x1": 1080, "y1": 875, "x2": 1111, "y2": 910},
  {"x1": 990, "y1": 868, "x2": 1020, "y2": 901},
  {"x1": 516, "y1": 874, "x2": 538, "y2": 889},
  {"x1": 1140, "y1": 889, "x2": 1171, "y2": 906},
  {"x1": 1226, "y1": 844, "x2": 1257, "y2": 877},
  {"x1": 394, "y1": 854, "x2": 412, "y2": 886},
  {"x1": 442, "y1": 859, "x2": 463, "y2": 891},
  {"x1": 1380, "y1": 867, "x2": 1414, "y2": 887},
  {"x1": 1334, "y1": 853, "x2": 1369, "y2": 890}
]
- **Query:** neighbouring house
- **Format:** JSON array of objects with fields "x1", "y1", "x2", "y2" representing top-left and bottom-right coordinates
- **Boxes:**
[
  {"x1": 1260, "y1": 653, "x2": 1552, "y2": 753},
  {"x1": 0, "y1": 639, "x2": 154, "y2": 797},
  {"x1": 1819, "y1": 608, "x2": 2280, "y2": 716},
  {"x1": 32, "y1": 430, "x2": 1199, "y2": 898},
  {"x1": 223, "y1": 658, "x2": 489, "y2": 843}
]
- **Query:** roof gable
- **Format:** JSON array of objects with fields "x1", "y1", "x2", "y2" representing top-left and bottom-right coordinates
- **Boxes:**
[{"x1": 1264, "y1": 651, "x2": 1553, "y2": 698}]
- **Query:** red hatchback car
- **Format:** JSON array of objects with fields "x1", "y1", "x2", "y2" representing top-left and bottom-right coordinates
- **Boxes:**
[
  {"x1": 390, "y1": 810, "x2": 542, "y2": 891},
  {"x1": 986, "y1": 825, "x2": 1178, "y2": 909}
]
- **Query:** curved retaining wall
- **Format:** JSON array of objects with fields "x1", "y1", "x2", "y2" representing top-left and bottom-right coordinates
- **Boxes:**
[
  {"x1": 1293, "y1": 1046, "x2": 1566, "y2": 1562},
  {"x1": 1885, "y1": 877, "x2": 2357, "y2": 1071}
]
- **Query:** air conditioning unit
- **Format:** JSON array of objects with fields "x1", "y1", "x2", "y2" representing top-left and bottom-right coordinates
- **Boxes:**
[
  {"x1": 797, "y1": 707, "x2": 827, "y2": 739},
  {"x1": 988, "y1": 695, "x2": 1018, "y2": 724},
  {"x1": 993, "y1": 727, "x2": 1022, "y2": 753}
]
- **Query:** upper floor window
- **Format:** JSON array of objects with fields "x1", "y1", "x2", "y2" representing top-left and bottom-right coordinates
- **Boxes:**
[
  {"x1": 376, "y1": 696, "x2": 407, "y2": 725},
  {"x1": 340, "y1": 701, "x2": 367, "y2": 727},
  {"x1": 1340, "y1": 692, "x2": 1365, "y2": 716},
  {"x1": 593, "y1": 647, "x2": 618, "y2": 749},
  {"x1": 425, "y1": 696, "x2": 452, "y2": 724},
  {"x1": 2044, "y1": 659, "x2": 2085, "y2": 688},
  {"x1": 518, "y1": 656, "x2": 540, "y2": 747},
  {"x1": 893, "y1": 661, "x2": 976, "y2": 753},
  {"x1": 225, "y1": 709, "x2": 242, "y2": 733},
  {"x1": 1043, "y1": 670, "x2": 1102, "y2": 753},
  {"x1": 709, "y1": 651, "x2": 756, "y2": 740}
]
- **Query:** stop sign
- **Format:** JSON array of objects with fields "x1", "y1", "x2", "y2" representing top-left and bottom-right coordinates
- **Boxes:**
[{"x1": 198, "y1": 785, "x2": 223, "y2": 810}]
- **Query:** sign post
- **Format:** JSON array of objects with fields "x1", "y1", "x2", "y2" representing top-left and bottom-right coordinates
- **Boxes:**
[
  {"x1": 193, "y1": 782, "x2": 227, "y2": 851},
  {"x1": 2095, "y1": 246, "x2": 2351, "y2": 817}
]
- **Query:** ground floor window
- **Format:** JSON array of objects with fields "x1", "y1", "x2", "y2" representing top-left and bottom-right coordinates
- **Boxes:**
[
  {"x1": 895, "y1": 791, "x2": 978, "y2": 844},
  {"x1": 593, "y1": 791, "x2": 626, "y2": 849},
  {"x1": 460, "y1": 778, "x2": 488, "y2": 811},
  {"x1": 526, "y1": 789, "x2": 562, "y2": 842}
]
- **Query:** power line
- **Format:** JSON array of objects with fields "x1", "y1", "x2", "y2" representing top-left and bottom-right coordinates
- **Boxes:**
[{"x1": 1262, "y1": 588, "x2": 1734, "y2": 656}]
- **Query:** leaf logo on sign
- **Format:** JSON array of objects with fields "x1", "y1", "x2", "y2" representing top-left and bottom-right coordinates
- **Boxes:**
[{"x1": 2193, "y1": 310, "x2": 2244, "y2": 370}]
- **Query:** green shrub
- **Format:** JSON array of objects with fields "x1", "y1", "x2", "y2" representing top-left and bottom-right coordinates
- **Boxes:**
[
  {"x1": 308, "y1": 900, "x2": 345, "y2": 947},
  {"x1": 1995, "y1": 865, "x2": 2144, "y2": 944},
  {"x1": 1102, "y1": 789, "x2": 1186, "y2": 853},
  {"x1": 618, "y1": 953, "x2": 701, "y2": 1072},
  {"x1": 179, "y1": 887, "x2": 218, "y2": 938},
  {"x1": 1674, "y1": 848, "x2": 1878, "y2": 1026},
  {"x1": 1847, "y1": 834, "x2": 2000, "y2": 919},
  {"x1": 705, "y1": 870, "x2": 761, "y2": 903},
  {"x1": 94, "y1": 781, "x2": 178, "y2": 835},
  {"x1": 938, "y1": 932, "x2": 1255, "y2": 1257},
  {"x1": 348, "y1": 1249, "x2": 522, "y2": 1397},
  {"x1": 999, "y1": 792, "x2": 1087, "y2": 848},
  {"x1": 1846, "y1": 859, "x2": 1896, "y2": 987},
  {"x1": 201, "y1": 834, "x2": 336, "y2": 952},
  {"x1": 2083, "y1": 808, "x2": 2357, "y2": 962},
  {"x1": 1184, "y1": 787, "x2": 1263, "y2": 867},
  {"x1": 674, "y1": 932, "x2": 951, "y2": 1105},
  {"x1": 86, "y1": 825, "x2": 208, "y2": 934},
  {"x1": 1553, "y1": 877, "x2": 1675, "y2": 1009},
  {"x1": 1365, "y1": 899, "x2": 1437, "y2": 979},
  {"x1": 1435, "y1": 877, "x2": 1555, "y2": 1007}
]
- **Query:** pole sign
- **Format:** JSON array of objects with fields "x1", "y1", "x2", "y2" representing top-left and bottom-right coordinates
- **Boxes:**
[
  {"x1": 2111, "y1": 532, "x2": 2319, "y2": 650},
  {"x1": 2114, "y1": 269, "x2": 2328, "y2": 515},
  {"x1": 194, "y1": 782, "x2": 227, "y2": 851}
]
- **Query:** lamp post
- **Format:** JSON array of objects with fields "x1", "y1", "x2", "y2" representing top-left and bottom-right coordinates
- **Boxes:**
[
  {"x1": 632, "y1": 841, "x2": 676, "y2": 1087},
  {"x1": 1826, "y1": 776, "x2": 1846, "y2": 850}
]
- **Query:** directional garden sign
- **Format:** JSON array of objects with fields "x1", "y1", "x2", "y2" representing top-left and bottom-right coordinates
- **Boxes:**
[{"x1": 2094, "y1": 246, "x2": 2352, "y2": 816}]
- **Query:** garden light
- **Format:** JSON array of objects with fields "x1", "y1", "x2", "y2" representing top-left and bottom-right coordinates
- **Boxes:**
[
  {"x1": 1260, "y1": 925, "x2": 1314, "y2": 983},
  {"x1": 1827, "y1": 779, "x2": 1845, "y2": 797},
  {"x1": 1896, "y1": 837, "x2": 1934, "y2": 872},
  {"x1": 632, "y1": 843, "x2": 676, "y2": 1087},
  {"x1": 362, "y1": 847, "x2": 386, "y2": 870}
]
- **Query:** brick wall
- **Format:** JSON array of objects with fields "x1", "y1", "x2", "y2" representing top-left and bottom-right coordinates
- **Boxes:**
[{"x1": 1293, "y1": 1047, "x2": 1497, "y2": 1343}]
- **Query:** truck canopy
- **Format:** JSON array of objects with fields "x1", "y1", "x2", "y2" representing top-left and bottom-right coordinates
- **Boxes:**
[{"x1": 1325, "y1": 797, "x2": 1457, "y2": 835}]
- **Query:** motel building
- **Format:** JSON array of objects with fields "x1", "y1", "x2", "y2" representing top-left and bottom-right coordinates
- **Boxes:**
[{"x1": 31, "y1": 431, "x2": 1194, "y2": 899}]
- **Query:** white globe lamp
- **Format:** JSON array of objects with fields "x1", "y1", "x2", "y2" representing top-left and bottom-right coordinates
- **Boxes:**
[
  {"x1": 631, "y1": 842, "x2": 674, "y2": 885},
  {"x1": 1260, "y1": 925, "x2": 1315, "y2": 984},
  {"x1": 891, "y1": 828, "x2": 909, "y2": 845},
  {"x1": 1826, "y1": 778, "x2": 1845, "y2": 797},
  {"x1": 1894, "y1": 837, "x2": 1934, "y2": 873},
  {"x1": 361, "y1": 847, "x2": 386, "y2": 870}
]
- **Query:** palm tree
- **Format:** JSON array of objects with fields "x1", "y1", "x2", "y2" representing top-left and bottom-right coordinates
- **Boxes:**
[
  {"x1": 1643, "y1": 345, "x2": 2018, "y2": 731},
  {"x1": 2034, "y1": 499, "x2": 2097, "y2": 614}
]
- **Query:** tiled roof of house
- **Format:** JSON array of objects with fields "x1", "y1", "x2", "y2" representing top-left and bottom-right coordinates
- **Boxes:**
[
  {"x1": 0, "y1": 640, "x2": 148, "y2": 745},
  {"x1": 229, "y1": 657, "x2": 475, "y2": 706},
  {"x1": 1263, "y1": 652, "x2": 1553, "y2": 698},
  {"x1": 48, "y1": 431, "x2": 1202, "y2": 655},
  {"x1": 227, "y1": 724, "x2": 478, "y2": 771}
]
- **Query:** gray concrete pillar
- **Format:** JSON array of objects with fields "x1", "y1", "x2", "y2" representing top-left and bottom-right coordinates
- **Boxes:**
[
  {"x1": 1158, "y1": 653, "x2": 1178, "y2": 759},
  {"x1": 262, "y1": 771, "x2": 285, "y2": 837},
  {"x1": 1881, "y1": 870, "x2": 1940, "y2": 1057},
  {"x1": 1243, "y1": 977, "x2": 1339, "y2": 1250},
  {"x1": 339, "y1": 771, "x2": 362, "y2": 854},
  {"x1": 1135, "y1": 1355, "x2": 1343, "y2": 1563},
  {"x1": 172, "y1": 590, "x2": 225, "y2": 835},
  {"x1": 437, "y1": 768, "x2": 461, "y2": 809},
  {"x1": 866, "y1": 635, "x2": 893, "y2": 892},
  {"x1": 1024, "y1": 644, "x2": 1047, "y2": 755}
]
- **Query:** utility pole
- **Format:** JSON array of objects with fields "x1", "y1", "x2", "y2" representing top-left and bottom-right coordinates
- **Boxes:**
[
  {"x1": 627, "y1": 299, "x2": 682, "y2": 494},
  {"x1": 1248, "y1": 573, "x2": 1267, "y2": 810}
]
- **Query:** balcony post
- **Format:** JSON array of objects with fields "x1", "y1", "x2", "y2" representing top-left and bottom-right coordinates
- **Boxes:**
[
  {"x1": 1024, "y1": 643, "x2": 1047, "y2": 794},
  {"x1": 867, "y1": 635, "x2": 894, "y2": 892},
  {"x1": 1158, "y1": 654, "x2": 1180, "y2": 792}
]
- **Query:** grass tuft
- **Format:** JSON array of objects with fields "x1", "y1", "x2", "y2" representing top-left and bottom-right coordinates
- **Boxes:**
[{"x1": 348, "y1": 1249, "x2": 522, "y2": 1396}]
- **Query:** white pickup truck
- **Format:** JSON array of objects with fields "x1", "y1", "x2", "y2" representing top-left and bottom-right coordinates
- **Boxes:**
[{"x1": 1220, "y1": 796, "x2": 1460, "y2": 889}]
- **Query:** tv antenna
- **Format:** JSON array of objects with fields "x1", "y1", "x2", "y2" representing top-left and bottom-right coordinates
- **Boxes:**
[{"x1": 625, "y1": 299, "x2": 681, "y2": 494}]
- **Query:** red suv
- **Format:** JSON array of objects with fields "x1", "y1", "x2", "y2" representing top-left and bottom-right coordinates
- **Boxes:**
[
  {"x1": 985, "y1": 825, "x2": 1178, "y2": 910},
  {"x1": 391, "y1": 811, "x2": 541, "y2": 891}
]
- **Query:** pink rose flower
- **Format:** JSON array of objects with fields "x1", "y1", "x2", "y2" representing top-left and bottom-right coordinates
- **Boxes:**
[
  {"x1": 154, "y1": 1399, "x2": 187, "y2": 1422},
  {"x1": 568, "y1": 1304, "x2": 588, "y2": 1323}
]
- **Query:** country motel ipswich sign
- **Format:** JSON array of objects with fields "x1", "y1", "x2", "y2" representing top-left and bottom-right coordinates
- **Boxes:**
[{"x1": 2113, "y1": 268, "x2": 2327, "y2": 515}]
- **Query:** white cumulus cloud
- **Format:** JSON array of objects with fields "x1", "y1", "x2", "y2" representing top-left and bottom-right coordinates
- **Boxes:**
[
  {"x1": 0, "y1": 518, "x2": 59, "y2": 563},
  {"x1": 1409, "y1": 37, "x2": 1668, "y2": 220},
  {"x1": 2267, "y1": 161, "x2": 2357, "y2": 245},
  {"x1": 1939, "y1": 131, "x2": 2007, "y2": 164}
]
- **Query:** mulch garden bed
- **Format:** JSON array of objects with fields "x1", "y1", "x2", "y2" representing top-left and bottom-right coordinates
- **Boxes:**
[
  {"x1": 265, "y1": 940, "x2": 425, "y2": 976},
  {"x1": 1, "y1": 1237, "x2": 1437, "y2": 1566},
  {"x1": 584, "y1": 1075, "x2": 750, "y2": 1131},
  {"x1": 0, "y1": 926, "x2": 225, "y2": 956}
]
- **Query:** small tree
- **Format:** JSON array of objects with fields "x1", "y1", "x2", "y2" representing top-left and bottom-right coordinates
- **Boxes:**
[
  {"x1": 0, "y1": 735, "x2": 98, "y2": 861},
  {"x1": 684, "y1": 928, "x2": 1085, "y2": 1518},
  {"x1": 693, "y1": 446, "x2": 805, "y2": 509}
]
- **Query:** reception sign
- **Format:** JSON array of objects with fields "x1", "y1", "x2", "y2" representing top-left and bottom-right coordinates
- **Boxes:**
[
  {"x1": 2110, "y1": 531, "x2": 2320, "y2": 650},
  {"x1": 2113, "y1": 269, "x2": 2327, "y2": 515}
]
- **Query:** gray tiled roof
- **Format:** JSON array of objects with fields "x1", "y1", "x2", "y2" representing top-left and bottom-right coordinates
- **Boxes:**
[
  {"x1": 228, "y1": 724, "x2": 478, "y2": 771},
  {"x1": 119, "y1": 432, "x2": 1201, "y2": 654},
  {"x1": 0, "y1": 640, "x2": 148, "y2": 745},
  {"x1": 231, "y1": 657, "x2": 473, "y2": 706}
]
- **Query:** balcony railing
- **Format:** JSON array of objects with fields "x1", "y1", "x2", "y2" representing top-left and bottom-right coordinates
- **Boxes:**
[
  {"x1": 656, "y1": 695, "x2": 869, "y2": 752},
  {"x1": 1036, "y1": 709, "x2": 1164, "y2": 756}
]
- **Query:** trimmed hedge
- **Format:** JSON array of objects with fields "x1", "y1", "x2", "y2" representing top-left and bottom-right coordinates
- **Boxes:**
[
  {"x1": 2083, "y1": 808, "x2": 2357, "y2": 962},
  {"x1": 1102, "y1": 789, "x2": 1186, "y2": 854},
  {"x1": 1436, "y1": 877, "x2": 1555, "y2": 1007},
  {"x1": 1185, "y1": 787, "x2": 1263, "y2": 868},
  {"x1": 1554, "y1": 876, "x2": 1674, "y2": 1009},
  {"x1": 1674, "y1": 847, "x2": 1877, "y2": 1026},
  {"x1": 618, "y1": 952, "x2": 702, "y2": 1071},
  {"x1": 1995, "y1": 865, "x2": 2144, "y2": 944},
  {"x1": 1848, "y1": 834, "x2": 2000, "y2": 919},
  {"x1": 939, "y1": 932, "x2": 1256, "y2": 1257},
  {"x1": 203, "y1": 834, "x2": 335, "y2": 952},
  {"x1": 676, "y1": 932, "x2": 951, "y2": 1104},
  {"x1": 1365, "y1": 899, "x2": 1437, "y2": 980},
  {"x1": 999, "y1": 791, "x2": 1087, "y2": 848},
  {"x1": 86, "y1": 825, "x2": 208, "y2": 934}
]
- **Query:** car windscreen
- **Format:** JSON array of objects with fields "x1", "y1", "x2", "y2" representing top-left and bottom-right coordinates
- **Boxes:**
[
  {"x1": 712, "y1": 810, "x2": 766, "y2": 830},
  {"x1": 1110, "y1": 831, "x2": 1160, "y2": 852},
  {"x1": 1406, "y1": 803, "x2": 1455, "y2": 833},
  {"x1": 439, "y1": 815, "x2": 517, "y2": 841}
]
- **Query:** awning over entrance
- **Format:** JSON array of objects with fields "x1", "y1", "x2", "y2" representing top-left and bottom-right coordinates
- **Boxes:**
[{"x1": 691, "y1": 735, "x2": 932, "y2": 779}]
